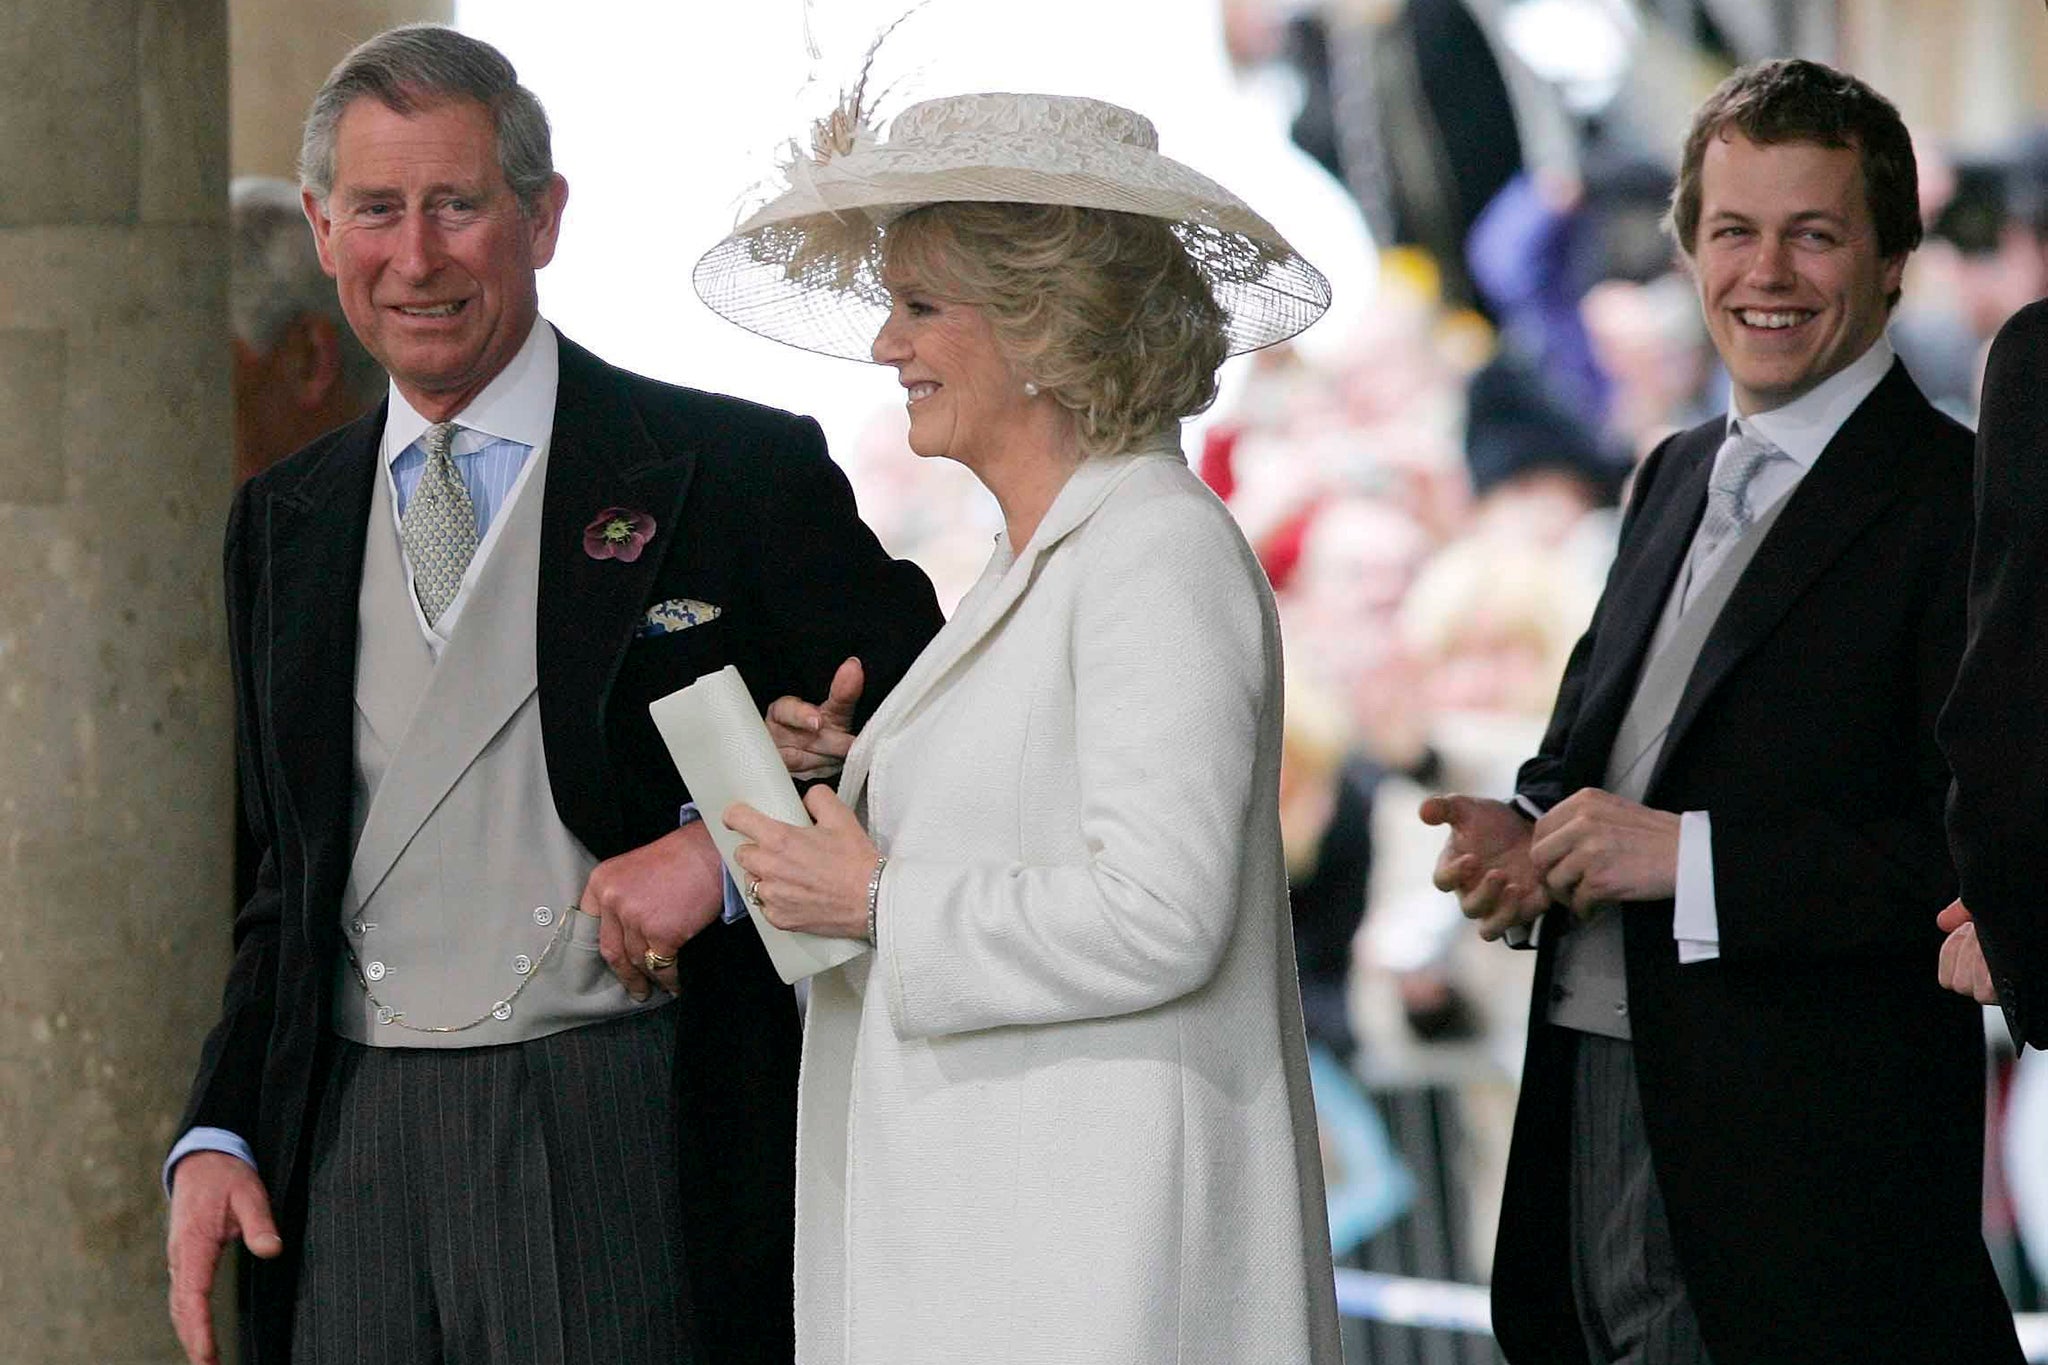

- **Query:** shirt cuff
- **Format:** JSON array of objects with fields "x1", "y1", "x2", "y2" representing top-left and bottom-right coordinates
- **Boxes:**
[
  {"x1": 680, "y1": 802, "x2": 749, "y2": 924},
  {"x1": 1503, "y1": 795, "x2": 1547, "y2": 948},
  {"x1": 164, "y1": 1127, "x2": 256, "y2": 1196},
  {"x1": 1673, "y1": 809, "x2": 1720, "y2": 963}
]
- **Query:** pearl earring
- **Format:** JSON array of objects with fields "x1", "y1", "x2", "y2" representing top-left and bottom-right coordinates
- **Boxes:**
[{"x1": 1023, "y1": 380, "x2": 1040, "y2": 398}]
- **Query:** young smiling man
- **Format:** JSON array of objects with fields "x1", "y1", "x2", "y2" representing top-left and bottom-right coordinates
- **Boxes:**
[
  {"x1": 1423, "y1": 59, "x2": 2021, "y2": 1364},
  {"x1": 162, "y1": 24, "x2": 939, "y2": 1365}
]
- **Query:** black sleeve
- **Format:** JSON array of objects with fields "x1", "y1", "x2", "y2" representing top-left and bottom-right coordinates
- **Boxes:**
[
  {"x1": 176, "y1": 480, "x2": 283, "y2": 1147},
  {"x1": 1941, "y1": 301, "x2": 2048, "y2": 1047},
  {"x1": 740, "y1": 414, "x2": 943, "y2": 725}
]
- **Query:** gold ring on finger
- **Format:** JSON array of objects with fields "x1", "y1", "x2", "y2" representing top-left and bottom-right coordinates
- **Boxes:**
[{"x1": 643, "y1": 948, "x2": 676, "y2": 972}]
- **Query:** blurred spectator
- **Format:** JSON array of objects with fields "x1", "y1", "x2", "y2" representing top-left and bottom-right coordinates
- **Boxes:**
[
  {"x1": 1895, "y1": 139, "x2": 2048, "y2": 419},
  {"x1": 1581, "y1": 271, "x2": 1717, "y2": 459},
  {"x1": 230, "y1": 177, "x2": 384, "y2": 484}
]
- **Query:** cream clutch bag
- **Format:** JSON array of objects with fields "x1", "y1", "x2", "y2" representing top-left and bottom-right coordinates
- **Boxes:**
[{"x1": 648, "y1": 665, "x2": 870, "y2": 984}]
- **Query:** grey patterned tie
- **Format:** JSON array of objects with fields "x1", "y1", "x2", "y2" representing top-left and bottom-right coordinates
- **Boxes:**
[
  {"x1": 402, "y1": 421, "x2": 477, "y2": 627},
  {"x1": 1695, "y1": 424, "x2": 1783, "y2": 557}
]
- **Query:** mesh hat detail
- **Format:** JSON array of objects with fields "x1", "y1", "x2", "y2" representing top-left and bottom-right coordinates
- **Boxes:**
[{"x1": 692, "y1": 91, "x2": 1333, "y2": 360}]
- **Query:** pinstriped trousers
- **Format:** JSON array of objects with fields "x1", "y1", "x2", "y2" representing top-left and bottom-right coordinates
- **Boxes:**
[
  {"x1": 1565, "y1": 1030, "x2": 1714, "y2": 1365},
  {"x1": 292, "y1": 1006, "x2": 701, "y2": 1364}
]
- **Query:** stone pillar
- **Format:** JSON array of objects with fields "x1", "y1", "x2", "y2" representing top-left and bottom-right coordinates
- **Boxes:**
[
  {"x1": 0, "y1": 3, "x2": 233, "y2": 1362},
  {"x1": 230, "y1": 0, "x2": 454, "y2": 180}
]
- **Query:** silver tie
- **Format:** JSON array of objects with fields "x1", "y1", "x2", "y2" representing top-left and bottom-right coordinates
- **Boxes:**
[
  {"x1": 1695, "y1": 424, "x2": 1782, "y2": 555},
  {"x1": 401, "y1": 421, "x2": 477, "y2": 628}
]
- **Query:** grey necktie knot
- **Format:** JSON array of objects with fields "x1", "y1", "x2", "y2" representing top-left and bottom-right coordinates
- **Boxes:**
[
  {"x1": 402, "y1": 421, "x2": 478, "y2": 628},
  {"x1": 1697, "y1": 425, "x2": 1782, "y2": 551}
]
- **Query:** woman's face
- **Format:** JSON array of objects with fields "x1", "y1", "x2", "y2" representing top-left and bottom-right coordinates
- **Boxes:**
[{"x1": 871, "y1": 266, "x2": 1035, "y2": 468}]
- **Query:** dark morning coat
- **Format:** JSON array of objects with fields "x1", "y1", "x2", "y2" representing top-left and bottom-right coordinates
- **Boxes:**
[
  {"x1": 1942, "y1": 297, "x2": 2048, "y2": 1052},
  {"x1": 176, "y1": 334, "x2": 943, "y2": 1364},
  {"x1": 1491, "y1": 363, "x2": 2022, "y2": 1365}
]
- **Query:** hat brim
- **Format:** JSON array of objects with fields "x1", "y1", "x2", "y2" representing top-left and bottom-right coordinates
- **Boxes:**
[{"x1": 692, "y1": 139, "x2": 1333, "y2": 362}]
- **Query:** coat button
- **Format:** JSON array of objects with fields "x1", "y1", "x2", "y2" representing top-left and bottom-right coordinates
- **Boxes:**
[
  {"x1": 492, "y1": 1001, "x2": 513, "y2": 1021},
  {"x1": 1613, "y1": 1001, "x2": 1628, "y2": 1016},
  {"x1": 533, "y1": 906, "x2": 554, "y2": 927},
  {"x1": 376, "y1": 1005, "x2": 397, "y2": 1025},
  {"x1": 513, "y1": 954, "x2": 533, "y2": 976},
  {"x1": 348, "y1": 918, "x2": 367, "y2": 937},
  {"x1": 365, "y1": 961, "x2": 387, "y2": 982}
]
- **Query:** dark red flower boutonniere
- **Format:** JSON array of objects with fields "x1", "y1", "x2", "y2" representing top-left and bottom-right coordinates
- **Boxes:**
[{"x1": 583, "y1": 507, "x2": 657, "y2": 563}]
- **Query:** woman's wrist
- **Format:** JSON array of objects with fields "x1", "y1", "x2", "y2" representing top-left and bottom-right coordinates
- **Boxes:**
[{"x1": 864, "y1": 855, "x2": 888, "y2": 946}]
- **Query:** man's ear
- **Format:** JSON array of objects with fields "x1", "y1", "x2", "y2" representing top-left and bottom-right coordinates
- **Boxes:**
[
  {"x1": 302, "y1": 190, "x2": 339, "y2": 278},
  {"x1": 526, "y1": 173, "x2": 570, "y2": 270}
]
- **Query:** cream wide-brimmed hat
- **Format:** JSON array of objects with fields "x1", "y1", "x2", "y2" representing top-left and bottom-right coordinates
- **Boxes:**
[{"x1": 692, "y1": 91, "x2": 1333, "y2": 361}]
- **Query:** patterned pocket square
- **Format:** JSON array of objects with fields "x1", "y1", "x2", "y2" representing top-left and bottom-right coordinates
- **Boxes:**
[{"x1": 636, "y1": 598, "x2": 723, "y2": 637}]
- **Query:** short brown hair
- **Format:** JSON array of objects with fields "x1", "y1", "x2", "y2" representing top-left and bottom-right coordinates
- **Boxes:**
[
  {"x1": 883, "y1": 202, "x2": 1229, "y2": 457},
  {"x1": 1668, "y1": 59, "x2": 1920, "y2": 302}
]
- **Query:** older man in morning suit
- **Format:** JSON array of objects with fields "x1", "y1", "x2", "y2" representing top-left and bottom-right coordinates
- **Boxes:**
[
  {"x1": 163, "y1": 26, "x2": 941, "y2": 1365},
  {"x1": 1422, "y1": 60, "x2": 2021, "y2": 1363}
]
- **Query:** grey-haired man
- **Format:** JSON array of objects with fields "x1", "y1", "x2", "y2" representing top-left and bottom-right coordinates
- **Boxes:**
[{"x1": 165, "y1": 25, "x2": 939, "y2": 1365}]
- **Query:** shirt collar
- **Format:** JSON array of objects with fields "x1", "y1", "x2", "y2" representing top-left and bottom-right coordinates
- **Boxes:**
[
  {"x1": 382, "y1": 316, "x2": 559, "y2": 465},
  {"x1": 1725, "y1": 333, "x2": 1894, "y2": 471}
]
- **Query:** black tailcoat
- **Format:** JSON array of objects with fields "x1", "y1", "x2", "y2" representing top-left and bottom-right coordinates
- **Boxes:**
[
  {"x1": 1942, "y1": 297, "x2": 2048, "y2": 1051},
  {"x1": 177, "y1": 335, "x2": 943, "y2": 1363},
  {"x1": 1493, "y1": 364, "x2": 2021, "y2": 1365}
]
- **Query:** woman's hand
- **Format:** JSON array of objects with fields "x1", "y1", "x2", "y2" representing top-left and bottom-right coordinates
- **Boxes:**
[
  {"x1": 726, "y1": 784, "x2": 878, "y2": 939},
  {"x1": 766, "y1": 657, "x2": 864, "y2": 780}
]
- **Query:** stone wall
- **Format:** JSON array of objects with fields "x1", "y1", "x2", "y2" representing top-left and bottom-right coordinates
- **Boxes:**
[{"x1": 0, "y1": 2, "x2": 233, "y2": 1361}]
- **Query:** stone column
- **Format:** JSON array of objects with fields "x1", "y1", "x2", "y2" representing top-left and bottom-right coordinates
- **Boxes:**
[
  {"x1": 230, "y1": 0, "x2": 453, "y2": 180},
  {"x1": 0, "y1": 3, "x2": 233, "y2": 1362}
]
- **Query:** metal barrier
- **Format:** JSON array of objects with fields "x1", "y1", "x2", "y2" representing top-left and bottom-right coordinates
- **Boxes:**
[{"x1": 1334, "y1": 1269, "x2": 2048, "y2": 1360}]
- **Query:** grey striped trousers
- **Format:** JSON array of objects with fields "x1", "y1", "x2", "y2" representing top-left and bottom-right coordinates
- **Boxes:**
[
  {"x1": 1565, "y1": 1030, "x2": 1713, "y2": 1365},
  {"x1": 292, "y1": 1006, "x2": 700, "y2": 1364}
]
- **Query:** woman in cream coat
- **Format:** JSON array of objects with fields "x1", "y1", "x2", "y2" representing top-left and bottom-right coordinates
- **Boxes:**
[{"x1": 702, "y1": 91, "x2": 1340, "y2": 1364}]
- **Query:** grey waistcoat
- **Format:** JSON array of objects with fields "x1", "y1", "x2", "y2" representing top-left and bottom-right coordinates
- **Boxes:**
[
  {"x1": 1547, "y1": 488, "x2": 1795, "y2": 1040},
  {"x1": 332, "y1": 443, "x2": 665, "y2": 1046}
]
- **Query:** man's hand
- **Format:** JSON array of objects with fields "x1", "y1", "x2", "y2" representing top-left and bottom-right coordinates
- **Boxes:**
[
  {"x1": 167, "y1": 1152, "x2": 281, "y2": 1365},
  {"x1": 1937, "y1": 900, "x2": 1999, "y2": 1005},
  {"x1": 766, "y1": 657, "x2": 864, "y2": 781},
  {"x1": 1419, "y1": 794, "x2": 1549, "y2": 941},
  {"x1": 1529, "y1": 788, "x2": 1680, "y2": 916},
  {"x1": 578, "y1": 820, "x2": 727, "y2": 1000}
]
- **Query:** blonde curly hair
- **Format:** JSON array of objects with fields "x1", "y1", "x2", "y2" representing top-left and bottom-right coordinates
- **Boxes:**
[{"x1": 883, "y1": 202, "x2": 1229, "y2": 456}]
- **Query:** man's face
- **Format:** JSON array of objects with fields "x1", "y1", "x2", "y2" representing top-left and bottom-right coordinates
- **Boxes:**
[
  {"x1": 1691, "y1": 131, "x2": 1904, "y2": 415},
  {"x1": 305, "y1": 96, "x2": 566, "y2": 421}
]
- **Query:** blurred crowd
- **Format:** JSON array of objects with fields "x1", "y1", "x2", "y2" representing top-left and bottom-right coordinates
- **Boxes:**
[{"x1": 825, "y1": 0, "x2": 2048, "y2": 1324}]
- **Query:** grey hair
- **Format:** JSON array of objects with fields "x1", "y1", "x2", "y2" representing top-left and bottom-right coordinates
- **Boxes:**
[
  {"x1": 298, "y1": 24, "x2": 554, "y2": 213},
  {"x1": 229, "y1": 176, "x2": 385, "y2": 403}
]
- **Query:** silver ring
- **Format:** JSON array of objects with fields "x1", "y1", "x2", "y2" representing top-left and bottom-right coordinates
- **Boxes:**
[{"x1": 745, "y1": 875, "x2": 763, "y2": 909}]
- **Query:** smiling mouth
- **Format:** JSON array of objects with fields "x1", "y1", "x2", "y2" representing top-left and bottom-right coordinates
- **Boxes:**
[
  {"x1": 393, "y1": 301, "x2": 467, "y2": 319},
  {"x1": 1735, "y1": 308, "x2": 1815, "y2": 331},
  {"x1": 905, "y1": 382, "x2": 939, "y2": 404}
]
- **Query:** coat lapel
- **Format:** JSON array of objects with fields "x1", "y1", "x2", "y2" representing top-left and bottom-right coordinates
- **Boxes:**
[
  {"x1": 1651, "y1": 363, "x2": 1923, "y2": 787},
  {"x1": 1566, "y1": 429, "x2": 1715, "y2": 780},
  {"x1": 838, "y1": 449, "x2": 1164, "y2": 812},
  {"x1": 536, "y1": 335, "x2": 700, "y2": 855},
  {"x1": 261, "y1": 405, "x2": 384, "y2": 928}
]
